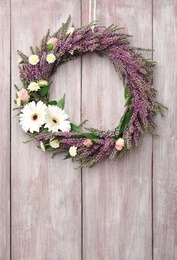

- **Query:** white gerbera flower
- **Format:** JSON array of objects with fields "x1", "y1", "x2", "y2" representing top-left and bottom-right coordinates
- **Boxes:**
[
  {"x1": 50, "y1": 139, "x2": 60, "y2": 148},
  {"x1": 29, "y1": 55, "x2": 39, "y2": 65},
  {"x1": 28, "y1": 82, "x2": 40, "y2": 92},
  {"x1": 69, "y1": 146, "x2": 77, "y2": 157},
  {"x1": 44, "y1": 105, "x2": 71, "y2": 133},
  {"x1": 19, "y1": 101, "x2": 47, "y2": 133},
  {"x1": 46, "y1": 54, "x2": 56, "y2": 64}
]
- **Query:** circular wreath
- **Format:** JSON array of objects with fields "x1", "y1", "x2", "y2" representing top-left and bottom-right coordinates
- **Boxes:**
[{"x1": 14, "y1": 16, "x2": 165, "y2": 168}]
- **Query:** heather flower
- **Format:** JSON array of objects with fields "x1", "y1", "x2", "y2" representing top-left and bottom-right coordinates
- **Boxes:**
[
  {"x1": 28, "y1": 54, "x2": 39, "y2": 65},
  {"x1": 46, "y1": 54, "x2": 56, "y2": 63},
  {"x1": 83, "y1": 139, "x2": 93, "y2": 147},
  {"x1": 44, "y1": 105, "x2": 71, "y2": 133},
  {"x1": 18, "y1": 88, "x2": 30, "y2": 102},
  {"x1": 19, "y1": 101, "x2": 47, "y2": 133},
  {"x1": 28, "y1": 82, "x2": 40, "y2": 92},
  {"x1": 69, "y1": 146, "x2": 77, "y2": 157},
  {"x1": 115, "y1": 138, "x2": 125, "y2": 151},
  {"x1": 50, "y1": 139, "x2": 59, "y2": 148}
]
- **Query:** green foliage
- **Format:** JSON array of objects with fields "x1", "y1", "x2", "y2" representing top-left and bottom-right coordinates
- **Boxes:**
[
  {"x1": 119, "y1": 108, "x2": 133, "y2": 135},
  {"x1": 57, "y1": 93, "x2": 66, "y2": 109},
  {"x1": 124, "y1": 94, "x2": 132, "y2": 107},
  {"x1": 39, "y1": 82, "x2": 52, "y2": 97}
]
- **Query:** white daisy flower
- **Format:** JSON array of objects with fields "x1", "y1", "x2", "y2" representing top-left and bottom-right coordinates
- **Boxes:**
[
  {"x1": 19, "y1": 101, "x2": 47, "y2": 133},
  {"x1": 29, "y1": 55, "x2": 39, "y2": 65},
  {"x1": 28, "y1": 82, "x2": 40, "y2": 92},
  {"x1": 69, "y1": 146, "x2": 77, "y2": 157},
  {"x1": 44, "y1": 105, "x2": 71, "y2": 133},
  {"x1": 50, "y1": 139, "x2": 60, "y2": 148},
  {"x1": 46, "y1": 54, "x2": 56, "y2": 64},
  {"x1": 66, "y1": 27, "x2": 74, "y2": 36}
]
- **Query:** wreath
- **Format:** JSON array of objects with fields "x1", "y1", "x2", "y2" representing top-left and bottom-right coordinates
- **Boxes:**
[{"x1": 14, "y1": 16, "x2": 165, "y2": 168}]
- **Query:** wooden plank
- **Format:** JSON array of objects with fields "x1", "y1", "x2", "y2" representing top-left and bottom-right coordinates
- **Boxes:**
[
  {"x1": 0, "y1": 0, "x2": 10, "y2": 259},
  {"x1": 11, "y1": 1, "x2": 81, "y2": 259},
  {"x1": 82, "y1": 0, "x2": 153, "y2": 259},
  {"x1": 153, "y1": 1, "x2": 177, "y2": 259}
]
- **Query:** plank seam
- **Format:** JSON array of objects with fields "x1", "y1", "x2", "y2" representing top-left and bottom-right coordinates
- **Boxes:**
[
  {"x1": 152, "y1": 0, "x2": 154, "y2": 259},
  {"x1": 10, "y1": 0, "x2": 12, "y2": 259},
  {"x1": 80, "y1": 1, "x2": 83, "y2": 260}
]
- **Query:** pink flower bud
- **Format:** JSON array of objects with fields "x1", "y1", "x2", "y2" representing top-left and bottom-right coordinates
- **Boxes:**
[
  {"x1": 17, "y1": 89, "x2": 30, "y2": 102},
  {"x1": 83, "y1": 139, "x2": 93, "y2": 147},
  {"x1": 115, "y1": 138, "x2": 125, "y2": 151},
  {"x1": 38, "y1": 80, "x2": 48, "y2": 86},
  {"x1": 47, "y1": 37, "x2": 58, "y2": 46}
]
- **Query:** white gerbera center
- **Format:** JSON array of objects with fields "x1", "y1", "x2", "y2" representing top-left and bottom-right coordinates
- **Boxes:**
[{"x1": 51, "y1": 116, "x2": 60, "y2": 125}]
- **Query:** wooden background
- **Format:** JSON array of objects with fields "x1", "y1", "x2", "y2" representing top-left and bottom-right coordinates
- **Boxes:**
[{"x1": 0, "y1": 0, "x2": 177, "y2": 259}]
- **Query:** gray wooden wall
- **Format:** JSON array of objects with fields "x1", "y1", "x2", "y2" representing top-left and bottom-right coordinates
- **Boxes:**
[{"x1": 0, "y1": 0, "x2": 177, "y2": 259}]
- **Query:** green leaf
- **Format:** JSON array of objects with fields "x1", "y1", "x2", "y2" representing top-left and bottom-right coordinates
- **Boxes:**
[
  {"x1": 82, "y1": 133, "x2": 97, "y2": 139},
  {"x1": 63, "y1": 153, "x2": 72, "y2": 160},
  {"x1": 48, "y1": 100, "x2": 57, "y2": 105},
  {"x1": 70, "y1": 123, "x2": 82, "y2": 133},
  {"x1": 47, "y1": 43, "x2": 53, "y2": 51},
  {"x1": 39, "y1": 83, "x2": 52, "y2": 97},
  {"x1": 124, "y1": 94, "x2": 132, "y2": 107},
  {"x1": 57, "y1": 93, "x2": 66, "y2": 109},
  {"x1": 119, "y1": 108, "x2": 133, "y2": 134},
  {"x1": 124, "y1": 85, "x2": 128, "y2": 99}
]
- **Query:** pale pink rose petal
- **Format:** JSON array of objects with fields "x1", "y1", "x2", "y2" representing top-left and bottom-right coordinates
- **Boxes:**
[
  {"x1": 47, "y1": 37, "x2": 58, "y2": 46},
  {"x1": 18, "y1": 89, "x2": 30, "y2": 102}
]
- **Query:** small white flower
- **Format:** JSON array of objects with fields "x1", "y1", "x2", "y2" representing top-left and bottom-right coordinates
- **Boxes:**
[
  {"x1": 66, "y1": 27, "x2": 74, "y2": 36},
  {"x1": 17, "y1": 58, "x2": 23, "y2": 64},
  {"x1": 44, "y1": 105, "x2": 71, "y2": 133},
  {"x1": 50, "y1": 139, "x2": 60, "y2": 148},
  {"x1": 29, "y1": 54, "x2": 39, "y2": 65},
  {"x1": 28, "y1": 82, "x2": 40, "y2": 92},
  {"x1": 16, "y1": 97, "x2": 21, "y2": 107},
  {"x1": 69, "y1": 146, "x2": 77, "y2": 157},
  {"x1": 40, "y1": 141, "x2": 45, "y2": 152},
  {"x1": 46, "y1": 53, "x2": 56, "y2": 64},
  {"x1": 19, "y1": 101, "x2": 47, "y2": 133}
]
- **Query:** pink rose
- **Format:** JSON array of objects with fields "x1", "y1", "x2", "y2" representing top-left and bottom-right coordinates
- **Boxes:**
[
  {"x1": 47, "y1": 37, "x2": 58, "y2": 46},
  {"x1": 83, "y1": 139, "x2": 93, "y2": 147},
  {"x1": 115, "y1": 138, "x2": 125, "y2": 151},
  {"x1": 18, "y1": 89, "x2": 30, "y2": 102}
]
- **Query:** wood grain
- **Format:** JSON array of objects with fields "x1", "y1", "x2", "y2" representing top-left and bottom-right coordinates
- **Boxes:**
[
  {"x1": 153, "y1": 0, "x2": 177, "y2": 259},
  {"x1": 11, "y1": 1, "x2": 81, "y2": 259},
  {"x1": 0, "y1": 0, "x2": 175, "y2": 259},
  {"x1": 82, "y1": 0, "x2": 153, "y2": 259},
  {"x1": 0, "y1": 0, "x2": 10, "y2": 259}
]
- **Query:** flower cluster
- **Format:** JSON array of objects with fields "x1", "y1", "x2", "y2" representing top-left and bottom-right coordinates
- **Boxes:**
[{"x1": 14, "y1": 16, "x2": 166, "y2": 168}]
